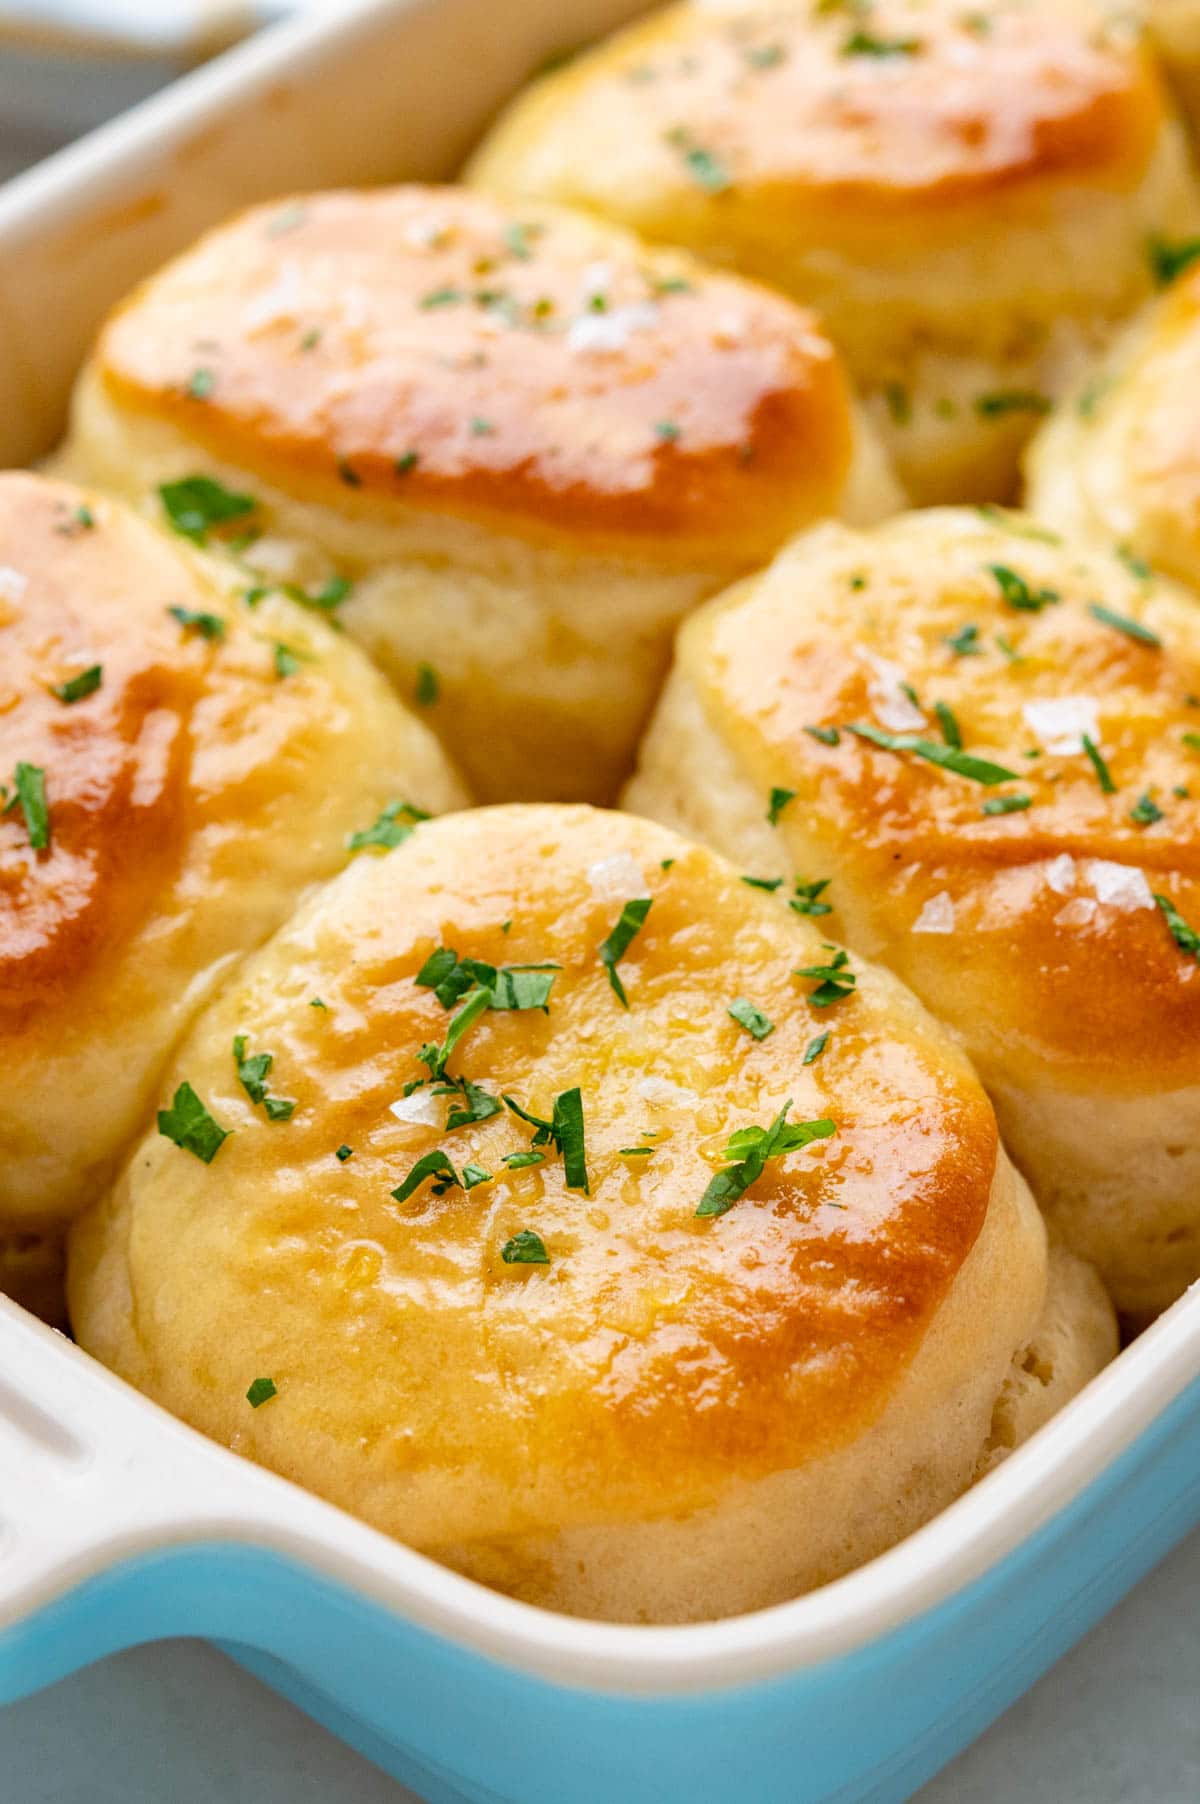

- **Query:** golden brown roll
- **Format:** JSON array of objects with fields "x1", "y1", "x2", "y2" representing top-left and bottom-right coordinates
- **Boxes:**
[
  {"x1": 1025, "y1": 260, "x2": 1200, "y2": 588},
  {"x1": 468, "y1": 0, "x2": 1200, "y2": 506},
  {"x1": 626, "y1": 506, "x2": 1200, "y2": 1318},
  {"x1": 68, "y1": 804, "x2": 1113, "y2": 1623},
  {"x1": 56, "y1": 185, "x2": 899, "y2": 807},
  {"x1": 1139, "y1": 1, "x2": 1200, "y2": 138},
  {"x1": 0, "y1": 471, "x2": 467, "y2": 1232}
]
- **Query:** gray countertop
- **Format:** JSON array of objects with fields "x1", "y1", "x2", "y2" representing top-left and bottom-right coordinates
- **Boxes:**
[{"x1": 3, "y1": 1523, "x2": 1198, "y2": 1802}]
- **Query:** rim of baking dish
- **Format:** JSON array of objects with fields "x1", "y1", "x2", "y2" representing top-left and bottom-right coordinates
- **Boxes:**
[{"x1": 0, "y1": 0, "x2": 1197, "y2": 1701}]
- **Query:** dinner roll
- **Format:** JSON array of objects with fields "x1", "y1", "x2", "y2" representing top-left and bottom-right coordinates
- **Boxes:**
[
  {"x1": 1025, "y1": 260, "x2": 1200, "y2": 588},
  {"x1": 626, "y1": 506, "x2": 1200, "y2": 1317},
  {"x1": 468, "y1": 0, "x2": 1200, "y2": 506},
  {"x1": 0, "y1": 472, "x2": 467, "y2": 1232},
  {"x1": 1139, "y1": 1, "x2": 1200, "y2": 138},
  {"x1": 57, "y1": 186, "x2": 898, "y2": 808},
  {"x1": 68, "y1": 805, "x2": 1113, "y2": 1624}
]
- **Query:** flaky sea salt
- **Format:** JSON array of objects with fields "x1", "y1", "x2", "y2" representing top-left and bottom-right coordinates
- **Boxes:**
[
  {"x1": 1022, "y1": 696, "x2": 1100, "y2": 756},
  {"x1": 0, "y1": 566, "x2": 28, "y2": 603},
  {"x1": 861, "y1": 650, "x2": 925, "y2": 732},
  {"x1": 566, "y1": 302, "x2": 660, "y2": 354},
  {"x1": 1044, "y1": 853, "x2": 1077, "y2": 896},
  {"x1": 588, "y1": 854, "x2": 648, "y2": 901},
  {"x1": 1055, "y1": 897, "x2": 1098, "y2": 929},
  {"x1": 389, "y1": 1090, "x2": 443, "y2": 1128},
  {"x1": 912, "y1": 892, "x2": 956, "y2": 934},
  {"x1": 1081, "y1": 859, "x2": 1154, "y2": 912}
]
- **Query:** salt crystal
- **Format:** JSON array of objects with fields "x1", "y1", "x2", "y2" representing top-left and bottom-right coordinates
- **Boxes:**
[
  {"x1": 1081, "y1": 859, "x2": 1154, "y2": 912},
  {"x1": 588, "y1": 854, "x2": 647, "y2": 901},
  {"x1": 389, "y1": 1090, "x2": 443, "y2": 1128},
  {"x1": 912, "y1": 892, "x2": 955, "y2": 934},
  {"x1": 1044, "y1": 854, "x2": 1077, "y2": 896},
  {"x1": 0, "y1": 566, "x2": 28, "y2": 603},
  {"x1": 566, "y1": 302, "x2": 660, "y2": 354},
  {"x1": 1022, "y1": 696, "x2": 1100, "y2": 756},
  {"x1": 1055, "y1": 897, "x2": 1098, "y2": 928}
]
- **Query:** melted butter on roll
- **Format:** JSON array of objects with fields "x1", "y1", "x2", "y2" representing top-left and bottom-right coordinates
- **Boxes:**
[
  {"x1": 627, "y1": 506, "x2": 1200, "y2": 1315},
  {"x1": 0, "y1": 472, "x2": 467, "y2": 1233},
  {"x1": 468, "y1": 0, "x2": 1200, "y2": 504},
  {"x1": 58, "y1": 185, "x2": 899, "y2": 805},
  {"x1": 68, "y1": 805, "x2": 1114, "y2": 1623}
]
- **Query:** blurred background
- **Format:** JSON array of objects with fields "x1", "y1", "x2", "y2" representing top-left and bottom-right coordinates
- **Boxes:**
[{"x1": 0, "y1": 1, "x2": 309, "y2": 180}]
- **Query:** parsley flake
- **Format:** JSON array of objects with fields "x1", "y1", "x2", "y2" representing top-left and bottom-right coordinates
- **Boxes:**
[
  {"x1": 847, "y1": 722, "x2": 1019, "y2": 785},
  {"x1": 168, "y1": 605, "x2": 225, "y2": 640},
  {"x1": 598, "y1": 898, "x2": 652, "y2": 1007},
  {"x1": 664, "y1": 127, "x2": 732, "y2": 193},
  {"x1": 728, "y1": 997, "x2": 774, "y2": 1041},
  {"x1": 157, "y1": 1082, "x2": 230, "y2": 1163},
  {"x1": 944, "y1": 623, "x2": 982, "y2": 658},
  {"x1": 346, "y1": 799, "x2": 430, "y2": 852},
  {"x1": 804, "y1": 725, "x2": 841, "y2": 746},
  {"x1": 767, "y1": 786, "x2": 797, "y2": 824},
  {"x1": 803, "y1": 1030, "x2": 830, "y2": 1066},
  {"x1": 790, "y1": 877, "x2": 832, "y2": 918},
  {"x1": 1149, "y1": 234, "x2": 1200, "y2": 287},
  {"x1": 501, "y1": 1229, "x2": 550, "y2": 1265},
  {"x1": 695, "y1": 1101, "x2": 835, "y2": 1219},
  {"x1": 1081, "y1": 734, "x2": 1116, "y2": 795},
  {"x1": 1130, "y1": 792, "x2": 1164, "y2": 826},
  {"x1": 246, "y1": 1377, "x2": 277, "y2": 1408},
  {"x1": 8, "y1": 762, "x2": 49, "y2": 850},
  {"x1": 1155, "y1": 893, "x2": 1200, "y2": 960},
  {"x1": 981, "y1": 794, "x2": 1031, "y2": 816},
  {"x1": 988, "y1": 565, "x2": 1059, "y2": 613},
  {"x1": 335, "y1": 1144, "x2": 353, "y2": 1162},
  {"x1": 1088, "y1": 603, "x2": 1161, "y2": 648},
  {"x1": 159, "y1": 476, "x2": 257, "y2": 544},
  {"x1": 795, "y1": 947, "x2": 856, "y2": 1008},
  {"x1": 51, "y1": 665, "x2": 102, "y2": 704}
]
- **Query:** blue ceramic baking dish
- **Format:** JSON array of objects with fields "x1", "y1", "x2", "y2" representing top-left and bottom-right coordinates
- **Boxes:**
[{"x1": 0, "y1": 3, "x2": 1198, "y2": 1798}]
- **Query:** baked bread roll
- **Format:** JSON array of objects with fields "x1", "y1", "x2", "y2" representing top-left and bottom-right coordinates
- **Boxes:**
[
  {"x1": 57, "y1": 186, "x2": 898, "y2": 808},
  {"x1": 68, "y1": 805, "x2": 1114, "y2": 1624},
  {"x1": 1025, "y1": 261, "x2": 1200, "y2": 588},
  {"x1": 467, "y1": 0, "x2": 1200, "y2": 506},
  {"x1": 0, "y1": 472, "x2": 467, "y2": 1233},
  {"x1": 1139, "y1": 2, "x2": 1200, "y2": 138},
  {"x1": 626, "y1": 507, "x2": 1200, "y2": 1318}
]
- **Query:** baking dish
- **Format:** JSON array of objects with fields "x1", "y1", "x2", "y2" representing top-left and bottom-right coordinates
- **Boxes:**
[{"x1": 0, "y1": 2, "x2": 1199, "y2": 1798}]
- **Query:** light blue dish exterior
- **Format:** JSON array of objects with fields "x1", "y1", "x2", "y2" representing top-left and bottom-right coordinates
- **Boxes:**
[{"x1": 5, "y1": 1371, "x2": 1199, "y2": 1804}]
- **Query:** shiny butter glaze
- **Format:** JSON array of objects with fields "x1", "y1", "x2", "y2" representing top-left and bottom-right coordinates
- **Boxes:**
[
  {"x1": 95, "y1": 186, "x2": 854, "y2": 560},
  {"x1": 686, "y1": 510, "x2": 1200, "y2": 1084},
  {"x1": 87, "y1": 807, "x2": 997, "y2": 1535},
  {"x1": 472, "y1": 1, "x2": 1162, "y2": 218},
  {"x1": 0, "y1": 475, "x2": 209, "y2": 1014}
]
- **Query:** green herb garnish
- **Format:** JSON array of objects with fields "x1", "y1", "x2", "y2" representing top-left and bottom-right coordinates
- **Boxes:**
[
  {"x1": 1081, "y1": 733, "x2": 1116, "y2": 794},
  {"x1": 8, "y1": 762, "x2": 49, "y2": 849},
  {"x1": 988, "y1": 564, "x2": 1059, "y2": 613},
  {"x1": 246, "y1": 1377, "x2": 277, "y2": 1408},
  {"x1": 767, "y1": 785, "x2": 797, "y2": 824},
  {"x1": 803, "y1": 1030, "x2": 830, "y2": 1066},
  {"x1": 663, "y1": 126, "x2": 732, "y2": 193},
  {"x1": 982, "y1": 794, "x2": 1031, "y2": 816},
  {"x1": 741, "y1": 875, "x2": 784, "y2": 892},
  {"x1": 944, "y1": 623, "x2": 982, "y2": 658},
  {"x1": 1155, "y1": 893, "x2": 1200, "y2": 959},
  {"x1": 728, "y1": 997, "x2": 774, "y2": 1041},
  {"x1": 934, "y1": 701, "x2": 961, "y2": 749},
  {"x1": 501, "y1": 1229, "x2": 550, "y2": 1265},
  {"x1": 695, "y1": 1101, "x2": 836, "y2": 1219},
  {"x1": 974, "y1": 390, "x2": 1050, "y2": 418},
  {"x1": 346, "y1": 799, "x2": 430, "y2": 852},
  {"x1": 598, "y1": 897, "x2": 652, "y2": 1007},
  {"x1": 168, "y1": 604, "x2": 225, "y2": 640},
  {"x1": 415, "y1": 661, "x2": 439, "y2": 705},
  {"x1": 1149, "y1": 234, "x2": 1200, "y2": 287},
  {"x1": 790, "y1": 878, "x2": 832, "y2": 918},
  {"x1": 1087, "y1": 602, "x2": 1161, "y2": 648},
  {"x1": 335, "y1": 1144, "x2": 353, "y2": 1161},
  {"x1": 51, "y1": 664, "x2": 102, "y2": 704},
  {"x1": 159, "y1": 476, "x2": 257, "y2": 543},
  {"x1": 157, "y1": 1082, "x2": 229, "y2": 1163},
  {"x1": 804, "y1": 725, "x2": 841, "y2": 746},
  {"x1": 795, "y1": 946, "x2": 856, "y2": 1009},
  {"x1": 847, "y1": 722, "x2": 1019, "y2": 785},
  {"x1": 1130, "y1": 792, "x2": 1164, "y2": 826}
]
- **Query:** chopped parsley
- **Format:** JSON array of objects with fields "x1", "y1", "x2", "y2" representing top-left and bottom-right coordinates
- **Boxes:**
[
  {"x1": 1130, "y1": 792, "x2": 1164, "y2": 826},
  {"x1": 157, "y1": 1081, "x2": 229, "y2": 1163},
  {"x1": 654, "y1": 420, "x2": 681, "y2": 443},
  {"x1": 741, "y1": 875, "x2": 784, "y2": 892},
  {"x1": 54, "y1": 503, "x2": 95, "y2": 536},
  {"x1": 51, "y1": 664, "x2": 102, "y2": 704},
  {"x1": 233, "y1": 1035, "x2": 295, "y2": 1121},
  {"x1": 186, "y1": 367, "x2": 215, "y2": 401},
  {"x1": 395, "y1": 451, "x2": 420, "y2": 476},
  {"x1": 417, "y1": 985, "x2": 493, "y2": 1082},
  {"x1": 981, "y1": 794, "x2": 1031, "y2": 816},
  {"x1": 987, "y1": 564, "x2": 1059, "y2": 613},
  {"x1": 503, "y1": 1088, "x2": 589, "y2": 1192},
  {"x1": 502, "y1": 1150, "x2": 545, "y2": 1170},
  {"x1": 469, "y1": 416, "x2": 495, "y2": 437},
  {"x1": 974, "y1": 390, "x2": 1050, "y2": 418},
  {"x1": 619, "y1": 1146, "x2": 654, "y2": 1157},
  {"x1": 767, "y1": 785, "x2": 797, "y2": 824},
  {"x1": 934, "y1": 701, "x2": 961, "y2": 749},
  {"x1": 663, "y1": 126, "x2": 732, "y2": 194},
  {"x1": 501, "y1": 1229, "x2": 550, "y2": 1265},
  {"x1": 346, "y1": 799, "x2": 430, "y2": 852},
  {"x1": 1148, "y1": 234, "x2": 1200, "y2": 287},
  {"x1": 1087, "y1": 603, "x2": 1161, "y2": 649},
  {"x1": 804, "y1": 725, "x2": 841, "y2": 746},
  {"x1": 288, "y1": 573, "x2": 351, "y2": 616},
  {"x1": 1156, "y1": 893, "x2": 1200, "y2": 959},
  {"x1": 6, "y1": 762, "x2": 49, "y2": 849},
  {"x1": 842, "y1": 30, "x2": 920, "y2": 57},
  {"x1": 728, "y1": 997, "x2": 774, "y2": 1041},
  {"x1": 168, "y1": 604, "x2": 225, "y2": 640},
  {"x1": 1081, "y1": 733, "x2": 1116, "y2": 795},
  {"x1": 795, "y1": 946, "x2": 856, "y2": 1008},
  {"x1": 391, "y1": 1149, "x2": 463, "y2": 1203},
  {"x1": 246, "y1": 1377, "x2": 277, "y2": 1408},
  {"x1": 335, "y1": 1144, "x2": 353, "y2": 1162},
  {"x1": 790, "y1": 877, "x2": 832, "y2": 918},
  {"x1": 598, "y1": 897, "x2": 652, "y2": 1007},
  {"x1": 159, "y1": 475, "x2": 257, "y2": 544},
  {"x1": 883, "y1": 382, "x2": 911, "y2": 427},
  {"x1": 273, "y1": 643, "x2": 302, "y2": 679},
  {"x1": 847, "y1": 722, "x2": 1019, "y2": 785},
  {"x1": 416, "y1": 945, "x2": 559, "y2": 1013},
  {"x1": 1116, "y1": 545, "x2": 1152, "y2": 581},
  {"x1": 695, "y1": 1101, "x2": 836, "y2": 1219},
  {"x1": 1182, "y1": 732, "x2": 1200, "y2": 752},
  {"x1": 944, "y1": 623, "x2": 982, "y2": 658},
  {"x1": 415, "y1": 661, "x2": 439, "y2": 705},
  {"x1": 803, "y1": 1030, "x2": 830, "y2": 1066}
]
